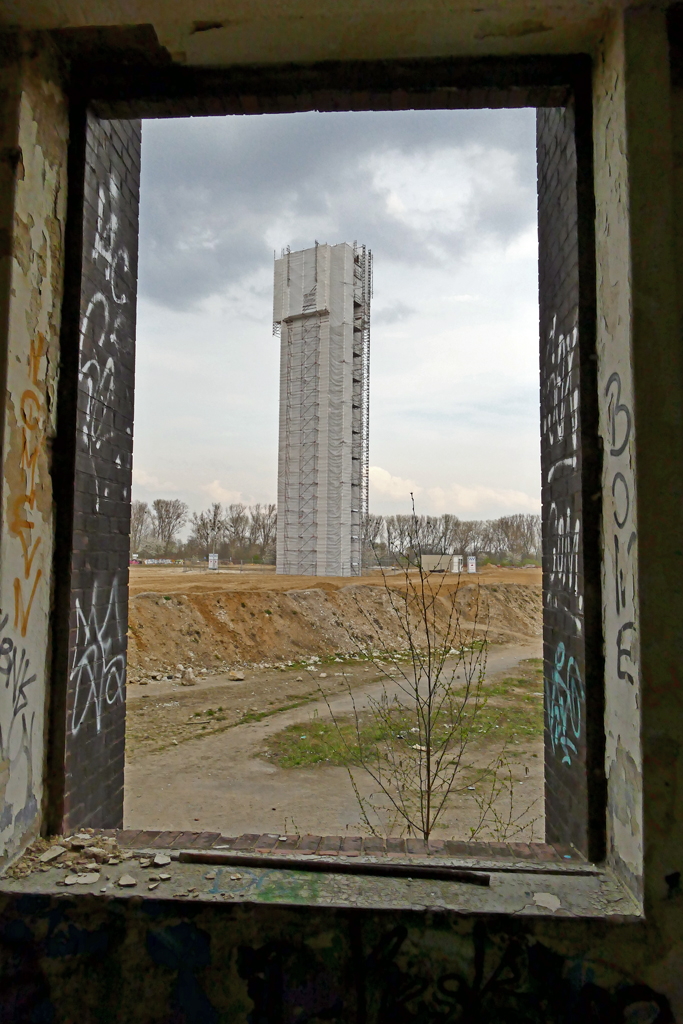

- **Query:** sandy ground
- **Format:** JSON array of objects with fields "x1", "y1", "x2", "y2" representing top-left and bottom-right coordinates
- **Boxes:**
[
  {"x1": 129, "y1": 563, "x2": 542, "y2": 597},
  {"x1": 124, "y1": 565, "x2": 544, "y2": 839},
  {"x1": 126, "y1": 565, "x2": 542, "y2": 681},
  {"x1": 125, "y1": 642, "x2": 543, "y2": 839}
]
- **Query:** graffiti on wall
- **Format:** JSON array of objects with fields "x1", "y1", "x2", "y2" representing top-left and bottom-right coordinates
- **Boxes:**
[
  {"x1": 70, "y1": 577, "x2": 126, "y2": 736},
  {"x1": 60, "y1": 116, "x2": 140, "y2": 827},
  {"x1": 1, "y1": 330, "x2": 49, "y2": 837},
  {"x1": 541, "y1": 318, "x2": 579, "y2": 481},
  {"x1": 545, "y1": 641, "x2": 585, "y2": 766},
  {"x1": 0, "y1": 81, "x2": 66, "y2": 847},
  {"x1": 541, "y1": 313, "x2": 585, "y2": 765},
  {"x1": 8, "y1": 333, "x2": 48, "y2": 638},
  {"x1": 78, "y1": 171, "x2": 132, "y2": 513},
  {"x1": 604, "y1": 372, "x2": 637, "y2": 687},
  {"x1": 68, "y1": 166, "x2": 132, "y2": 741},
  {"x1": 0, "y1": 610, "x2": 38, "y2": 832}
]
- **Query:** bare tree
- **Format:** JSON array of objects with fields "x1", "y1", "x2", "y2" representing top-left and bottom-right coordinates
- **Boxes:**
[
  {"x1": 362, "y1": 513, "x2": 384, "y2": 564},
  {"x1": 130, "y1": 500, "x2": 150, "y2": 552},
  {"x1": 226, "y1": 502, "x2": 249, "y2": 552},
  {"x1": 249, "y1": 503, "x2": 277, "y2": 556},
  {"x1": 152, "y1": 498, "x2": 189, "y2": 556},
  {"x1": 191, "y1": 502, "x2": 226, "y2": 558},
  {"x1": 324, "y1": 498, "x2": 538, "y2": 841}
]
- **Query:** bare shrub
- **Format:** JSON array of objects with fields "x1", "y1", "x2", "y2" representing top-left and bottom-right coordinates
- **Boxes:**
[{"x1": 322, "y1": 499, "x2": 539, "y2": 841}]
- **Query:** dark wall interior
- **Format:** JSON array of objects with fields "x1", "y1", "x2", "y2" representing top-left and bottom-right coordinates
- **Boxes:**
[{"x1": 0, "y1": 896, "x2": 675, "y2": 1023}]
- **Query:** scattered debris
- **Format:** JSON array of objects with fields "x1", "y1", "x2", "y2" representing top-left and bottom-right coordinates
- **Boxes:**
[
  {"x1": 153, "y1": 853, "x2": 171, "y2": 867},
  {"x1": 118, "y1": 874, "x2": 137, "y2": 888},
  {"x1": 229, "y1": 670, "x2": 245, "y2": 681}
]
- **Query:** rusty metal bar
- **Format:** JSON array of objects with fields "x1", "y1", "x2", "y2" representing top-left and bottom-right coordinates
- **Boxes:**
[{"x1": 178, "y1": 849, "x2": 491, "y2": 885}]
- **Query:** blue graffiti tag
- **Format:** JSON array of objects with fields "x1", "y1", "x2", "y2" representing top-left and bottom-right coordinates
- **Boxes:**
[{"x1": 545, "y1": 642, "x2": 585, "y2": 766}]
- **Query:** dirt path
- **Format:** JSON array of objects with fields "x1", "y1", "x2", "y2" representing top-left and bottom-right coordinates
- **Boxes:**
[{"x1": 124, "y1": 641, "x2": 543, "y2": 839}]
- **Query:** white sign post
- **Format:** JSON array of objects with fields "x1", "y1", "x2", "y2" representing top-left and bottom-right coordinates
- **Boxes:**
[
  {"x1": 208, "y1": 553, "x2": 218, "y2": 570},
  {"x1": 467, "y1": 555, "x2": 477, "y2": 574}
]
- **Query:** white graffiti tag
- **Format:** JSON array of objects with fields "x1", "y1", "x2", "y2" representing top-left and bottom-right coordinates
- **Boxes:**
[
  {"x1": 70, "y1": 579, "x2": 126, "y2": 736},
  {"x1": 78, "y1": 172, "x2": 130, "y2": 511},
  {"x1": 542, "y1": 315, "x2": 579, "y2": 482}
]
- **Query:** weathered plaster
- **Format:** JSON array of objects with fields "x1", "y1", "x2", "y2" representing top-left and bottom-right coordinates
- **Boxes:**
[
  {"x1": 0, "y1": 1, "x2": 613, "y2": 63},
  {"x1": 622, "y1": 6, "x2": 682, "y2": 912},
  {"x1": 593, "y1": 12, "x2": 643, "y2": 899},
  {"x1": 0, "y1": 41, "x2": 67, "y2": 861}
]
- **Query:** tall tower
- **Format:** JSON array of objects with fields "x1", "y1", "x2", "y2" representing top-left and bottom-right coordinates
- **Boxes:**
[{"x1": 274, "y1": 242, "x2": 371, "y2": 576}]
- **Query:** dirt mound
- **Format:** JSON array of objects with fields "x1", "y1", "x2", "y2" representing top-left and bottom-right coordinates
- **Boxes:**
[{"x1": 126, "y1": 572, "x2": 541, "y2": 683}]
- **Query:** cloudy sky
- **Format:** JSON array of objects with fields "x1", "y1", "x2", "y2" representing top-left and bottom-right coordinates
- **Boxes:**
[{"x1": 133, "y1": 108, "x2": 540, "y2": 522}]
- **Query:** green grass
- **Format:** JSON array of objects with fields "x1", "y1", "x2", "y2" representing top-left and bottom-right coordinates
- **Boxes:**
[
  {"x1": 263, "y1": 658, "x2": 544, "y2": 769},
  {"x1": 263, "y1": 715, "x2": 391, "y2": 768}
]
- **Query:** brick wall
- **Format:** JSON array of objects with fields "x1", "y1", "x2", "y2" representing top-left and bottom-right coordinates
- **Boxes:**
[
  {"x1": 51, "y1": 112, "x2": 140, "y2": 830},
  {"x1": 537, "y1": 102, "x2": 602, "y2": 858}
]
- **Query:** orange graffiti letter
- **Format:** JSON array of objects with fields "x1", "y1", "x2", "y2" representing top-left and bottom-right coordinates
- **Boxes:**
[{"x1": 14, "y1": 570, "x2": 42, "y2": 637}]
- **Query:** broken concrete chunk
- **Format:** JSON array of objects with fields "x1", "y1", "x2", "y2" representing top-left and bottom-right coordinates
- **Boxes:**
[
  {"x1": 118, "y1": 874, "x2": 137, "y2": 888},
  {"x1": 86, "y1": 847, "x2": 109, "y2": 863},
  {"x1": 68, "y1": 838, "x2": 90, "y2": 851},
  {"x1": 148, "y1": 882, "x2": 160, "y2": 891},
  {"x1": 159, "y1": 873, "x2": 171, "y2": 881},
  {"x1": 153, "y1": 853, "x2": 172, "y2": 867},
  {"x1": 205, "y1": 871, "x2": 217, "y2": 880},
  {"x1": 39, "y1": 845, "x2": 66, "y2": 863},
  {"x1": 138, "y1": 857, "x2": 152, "y2": 868},
  {"x1": 533, "y1": 892, "x2": 561, "y2": 912},
  {"x1": 64, "y1": 872, "x2": 100, "y2": 885}
]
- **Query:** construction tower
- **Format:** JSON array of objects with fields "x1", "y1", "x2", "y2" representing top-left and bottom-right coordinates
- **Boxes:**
[{"x1": 273, "y1": 242, "x2": 371, "y2": 576}]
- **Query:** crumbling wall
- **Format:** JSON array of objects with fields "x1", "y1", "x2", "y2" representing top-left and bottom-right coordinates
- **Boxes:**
[{"x1": 0, "y1": 40, "x2": 68, "y2": 862}]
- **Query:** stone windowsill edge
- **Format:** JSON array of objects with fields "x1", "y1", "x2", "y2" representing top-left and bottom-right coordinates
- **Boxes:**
[
  {"x1": 0, "y1": 831, "x2": 643, "y2": 919},
  {"x1": 0, "y1": 863, "x2": 643, "y2": 921},
  {"x1": 108, "y1": 830, "x2": 587, "y2": 866}
]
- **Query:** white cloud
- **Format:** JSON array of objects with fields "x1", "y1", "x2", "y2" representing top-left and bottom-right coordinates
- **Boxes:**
[
  {"x1": 426, "y1": 484, "x2": 540, "y2": 516},
  {"x1": 202, "y1": 480, "x2": 245, "y2": 504},
  {"x1": 370, "y1": 466, "x2": 422, "y2": 501},
  {"x1": 131, "y1": 467, "x2": 177, "y2": 492},
  {"x1": 136, "y1": 109, "x2": 540, "y2": 523}
]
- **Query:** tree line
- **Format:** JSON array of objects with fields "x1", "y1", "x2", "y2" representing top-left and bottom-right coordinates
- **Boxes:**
[
  {"x1": 131, "y1": 500, "x2": 540, "y2": 566},
  {"x1": 363, "y1": 512, "x2": 541, "y2": 566},
  {"x1": 131, "y1": 499, "x2": 277, "y2": 563}
]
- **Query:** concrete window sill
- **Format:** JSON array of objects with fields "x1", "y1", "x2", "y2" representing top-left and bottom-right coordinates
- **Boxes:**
[{"x1": 0, "y1": 830, "x2": 642, "y2": 920}]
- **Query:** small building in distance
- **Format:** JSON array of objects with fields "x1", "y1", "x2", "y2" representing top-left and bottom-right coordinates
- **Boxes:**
[
  {"x1": 420, "y1": 554, "x2": 464, "y2": 573},
  {"x1": 273, "y1": 242, "x2": 371, "y2": 575}
]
